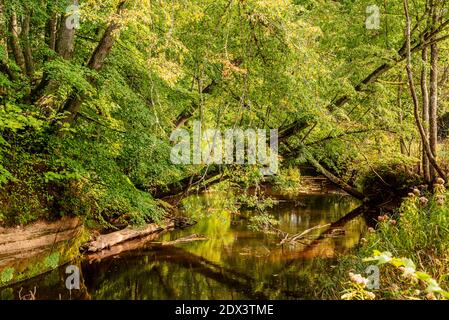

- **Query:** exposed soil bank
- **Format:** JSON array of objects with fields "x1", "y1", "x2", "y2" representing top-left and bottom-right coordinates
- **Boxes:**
[
  {"x1": 0, "y1": 215, "x2": 191, "y2": 287},
  {"x1": 0, "y1": 217, "x2": 83, "y2": 269},
  {"x1": 0, "y1": 217, "x2": 84, "y2": 287}
]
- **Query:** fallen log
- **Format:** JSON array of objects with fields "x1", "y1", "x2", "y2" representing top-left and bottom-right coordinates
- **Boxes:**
[
  {"x1": 83, "y1": 219, "x2": 175, "y2": 253},
  {"x1": 85, "y1": 233, "x2": 208, "y2": 262},
  {"x1": 85, "y1": 230, "x2": 169, "y2": 262}
]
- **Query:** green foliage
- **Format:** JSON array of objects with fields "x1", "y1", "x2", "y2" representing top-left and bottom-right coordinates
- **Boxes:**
[
  {"x1": 248, "y1": 213, "x2": 279, "y2": 233},
  {"x1": 237, "y1": 193, "x2": 276, "y2": 212},
  {"x1": 0, "y1": 103, "x2": 59, "y2": 224},
  {"x1": 361, "y1": 182, "x2": 449, "y2": 258},
  {"x1": 358, "y1": 164, "x2": 421, "y2": 200},
  {"x1": 340, "y1": 180, "x2": 449, "y2": 299},
  {"x1": 44, "y1": 252, "x2": 60, "y2": 270},
  {"x1": 0, "y1": 0, "x2": 448, "y2": 234},
  {"x1": 272, "y1": 167, "x2": 302, "y2": 194},
  {"x1": 0, "y1": 268, "x2": 14, "y2": 285}
]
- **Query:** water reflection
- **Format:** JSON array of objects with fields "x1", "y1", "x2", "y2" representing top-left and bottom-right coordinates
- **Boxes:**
[{"x1": 0, "y1": 190, "x2": 365, "y2": 300}]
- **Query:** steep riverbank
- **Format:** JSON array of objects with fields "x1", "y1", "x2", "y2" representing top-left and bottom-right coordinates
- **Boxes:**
[
  {"x1": 0, "y1": 216, "x2": 178, "y2": 288},
  {"x1": 0, "y1": 217, "x2": 85, "y2": 288}
]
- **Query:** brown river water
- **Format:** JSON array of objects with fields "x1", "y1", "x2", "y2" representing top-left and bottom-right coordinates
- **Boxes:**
[{"x1": 0, "y1": 189, "x2": 365, "y2": 300}]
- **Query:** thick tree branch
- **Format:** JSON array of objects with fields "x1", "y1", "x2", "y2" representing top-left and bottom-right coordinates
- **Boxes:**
[{"x1": 303, "y1": 149, "x2": 365, "y2": 201}]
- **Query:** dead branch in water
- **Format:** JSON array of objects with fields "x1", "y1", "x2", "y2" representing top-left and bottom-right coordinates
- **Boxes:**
[
  {"x1": 279, "y1": 224, "x2": 331, "y2": 246},
  {"x1": 151, "y1": 234, "x2": 208, "y2": 246},
  {"x1": 19, "y1": 287, "x2": 36, "y2": 300}
]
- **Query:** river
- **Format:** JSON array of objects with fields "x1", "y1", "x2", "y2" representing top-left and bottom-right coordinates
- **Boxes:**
[{"x1": 0, "y1": 188, "x2": 365, "y2": 300}]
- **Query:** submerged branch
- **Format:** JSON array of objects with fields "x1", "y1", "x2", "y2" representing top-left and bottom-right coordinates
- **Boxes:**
[{"x1": 279, "y1": 223, "x2": 331, "y2": 246}]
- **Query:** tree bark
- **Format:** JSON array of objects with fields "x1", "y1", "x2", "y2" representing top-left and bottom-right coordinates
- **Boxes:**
[
  {"x1": 397, "y1": 74, "x2": 408, "y2": 160},
  {"x1": 304, "y1": 151, "x2": 365, "y2": 201},
  {"x1": 429, "y1": 41, "x2": 439, "y2": 180},
  {"x1": 56, "y1": 0, "x2": 78, "y2": 60},
  {"x1": 46, "y1": 13, "x2": 58, "y2": 52},
  {"x1": 420, "y1": 47, "x2": 430, "y2": 182},
  {"x1": 84, "y1": 219, "x2": 174, "y2": 253},
  {"x1": 87, "y1": 16, "x2": 123, "y2": 71},
  {"x1": 8, "y1": 12, "x2": 26, "y2": 73},
  {"x1": 403, "y1": 0, "x2": 446, "y2": 181},
  {"x1": 61, "y1": 1, "x2": 126, "y2": 124},
  {"x1": 21, "y1": 9, "x2": 35, "y2": 77}
]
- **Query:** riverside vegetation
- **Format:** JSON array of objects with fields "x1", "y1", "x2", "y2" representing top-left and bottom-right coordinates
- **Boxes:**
[{"x1": 1, "y1": 0, "x2": 449, "y2": 299}]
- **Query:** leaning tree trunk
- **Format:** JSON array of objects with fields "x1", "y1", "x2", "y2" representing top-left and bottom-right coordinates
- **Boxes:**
[
  {"x1": 421, "y1": 47, "x2": 431, "y2": 183},
  {"x1": 8, "y1": 12, "x2": 26, "y2": 73},
  {"x1": 429, "y1": 41, "x2": 439, "y2": 181},
  {"x1": 304, "y1": 151, "x2": 365, "y2": 201},
  {"x1": 61, "y1": 1, "x2": 126, "y2": 124}
]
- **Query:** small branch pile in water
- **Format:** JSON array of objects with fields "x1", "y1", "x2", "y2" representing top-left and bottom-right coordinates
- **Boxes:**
[{"x1": 279, "y1": 224, "x2": 331, "y2": 246}]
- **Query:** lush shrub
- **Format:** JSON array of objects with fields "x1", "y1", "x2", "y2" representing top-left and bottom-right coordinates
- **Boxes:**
[
  {"x1": 341, "y1": 251, "x2": 449, "y2": 300},
  {"x1": 338, "y1": 179, "x2": 449, "y2": 299}
]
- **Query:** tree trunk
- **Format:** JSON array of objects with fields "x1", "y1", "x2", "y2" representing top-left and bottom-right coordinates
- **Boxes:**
[
  {"x1": 56, "y1": 0, "x2": 78, "y2": 60},
  {"x1": 8, "y1": 12, "x2": 26, "y2": 73},
  {"x1": 305, "y1": 151, "x2": 365, "y2": 201},
  {"x1": 86, "y1": 16, "x2": 123, "y2": 71},
  {"x1": 21, "y1": 9, "x2": 34, "y2": 77},
  {"x1": 403, "y1": 0, "x2": 446, "y2": 182},
  {"x1": 397, "y1": 74, "x2": 408, "y2": 161},
  {"x1": 61, "y1": 1, "x2": 126, "y2": 124},
  {"x1": 429, "y1": 41, "x2": 439, "y2": 181},
  {"x1": 84, "y1": 219, "x2": 174, "y2": 253},
  {"x1": 421, "y1": 47, "x2": 430, "y2": 183},
  {"x1": 46, "y1": 13, "x2": 58, "y2": 52}
]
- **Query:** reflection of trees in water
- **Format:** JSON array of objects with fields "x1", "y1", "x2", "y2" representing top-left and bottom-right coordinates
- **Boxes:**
[
  {"x1": 271, "y1": 194, "x2": 360, "y2": 234},
  {"x1": 82, "y1": 245, "x2": 337, "y2": 299},
  {"x1": 0, "y1": 261, "x2": 91, "y2": 300},
  {"x1": 0, "y1": 193, "x2": 365, "y2": 300},
  {"x1": 81, "y1": 238, "x2": 361, "y2": 300},
  {"x1": 82, "y1": 246, "x2": 266, "y2": 299},
  {"x1": 0, "y1": 244, "x2": 336, "y2": 299}
]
